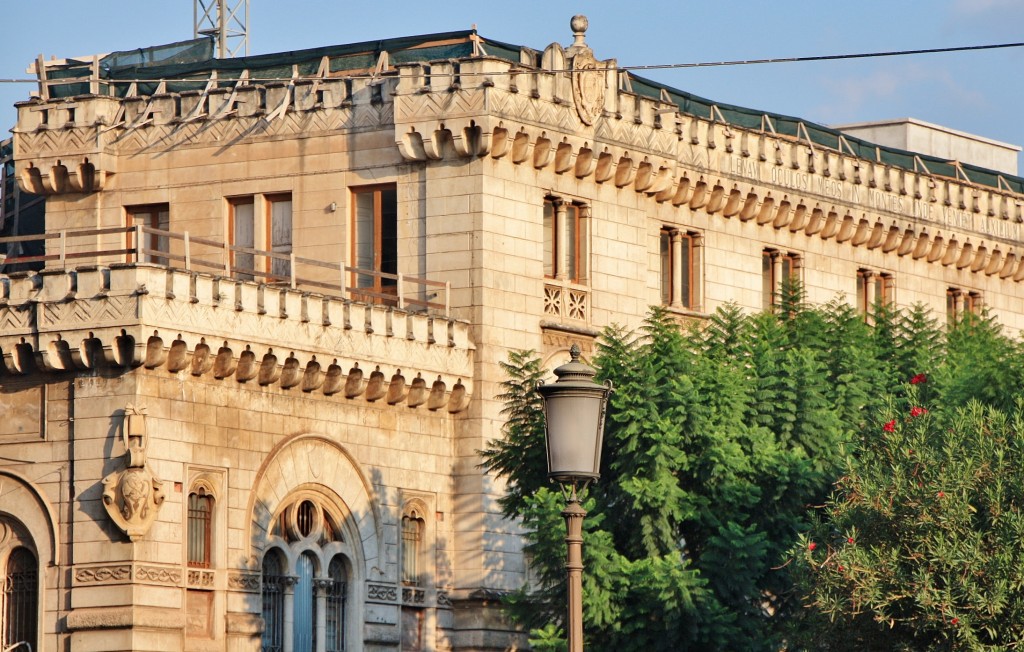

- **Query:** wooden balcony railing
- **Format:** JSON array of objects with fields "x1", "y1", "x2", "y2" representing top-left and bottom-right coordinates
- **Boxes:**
[{"x1": 0, "y1": 225, "x2": 450, "y2": 317}]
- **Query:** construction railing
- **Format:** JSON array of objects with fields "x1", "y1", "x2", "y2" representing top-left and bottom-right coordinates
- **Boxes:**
[{"x1": 0, "y1": 225, "x2": 451, "y2": 317}]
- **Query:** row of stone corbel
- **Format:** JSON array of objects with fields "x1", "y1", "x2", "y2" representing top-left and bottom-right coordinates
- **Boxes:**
[
  {"x1": 394, "y1": 119, "x2": 1023, "y2": 279},
  {"x1": 0, "y1": 331, "x2": 470, "y2": 412},
  {"x1": 20, "y1": 158, "x2": 103, "y2": 194},
  {"x1": 395, "y1": 114, "x2": 1022, "y2": 225},
  {"x1": 396, "y1": 119, "x2": 676, "y2": 193},
  {"x1": 662, "y1": 174, "x2": 1024, "y2": 281}
]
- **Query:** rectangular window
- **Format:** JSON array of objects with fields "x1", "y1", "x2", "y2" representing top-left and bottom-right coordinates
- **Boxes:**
[
  {"x1": 228, "y1": 193, "x2": 292, "y2": 282},
  {"x1": 660, "y1": 227, "x2": 695, "y2": 309},
  {"x1": 857, "y1": 270, "x2": 894, "y2": 315},
  {"x1": 352, "y1": 184, "x2": 398, "y2": 295},
  {"x1": 544, "y1": 198, "x2": 587, "y2": 284},
  {"x1": 947, "y1": 288, "x2": 982, "y2": 325},
  {"x1": 660, "y1": 229, "x2": 671, "y2": 305},
  {"x1": 229, "y1": 197, "x2": 255, "y2": 279},
  {"x1": 267, "y1": 194, "x2": 293, "y2": 281},
  {"x1": 127, "y1": 204, "x2": 170, "y2": 264},
  {"x1": 763, "y1": 248, "x2": 801, "y2": 308}
]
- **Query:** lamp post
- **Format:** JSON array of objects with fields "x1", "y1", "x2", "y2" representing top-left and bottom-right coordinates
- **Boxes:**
[{"x1": 538, "y1": 344, "x2": 612, "y2": 652}]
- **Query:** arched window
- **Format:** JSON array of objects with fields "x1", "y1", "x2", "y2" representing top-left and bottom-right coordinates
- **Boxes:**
[
  {"x1": 3, "y1": 547, "x2": 38, "y2": 652},
  {"x1": 401, "y1": 511, "x2": 424, "y2": 586},
  {"x1": 325, "y1": 556, "x2": 348, "y2": 652},
  {"x1": 261, "y1": 550, "x2": 286, "y2": 652},
  {"x1": 187, "y1": 488, "x2": 214, "y2": 568},
  {"x1": 264, "y1": 497, "x2": 354, "y2": 652}
]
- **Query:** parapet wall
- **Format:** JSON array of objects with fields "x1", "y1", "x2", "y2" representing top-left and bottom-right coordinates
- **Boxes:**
[{"x1": 0, "y1": 265, "x2": 474, "y2": 411}]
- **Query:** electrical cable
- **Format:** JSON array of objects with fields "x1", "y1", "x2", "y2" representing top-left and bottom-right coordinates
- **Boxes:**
[{"x1": 1, "y1": 40, "x2": 1023, "y2": 85}]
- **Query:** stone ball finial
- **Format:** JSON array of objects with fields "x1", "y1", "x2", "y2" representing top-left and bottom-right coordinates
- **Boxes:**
[{"x1": 571, "y1": 14, "x2": 589, "y2": 46}]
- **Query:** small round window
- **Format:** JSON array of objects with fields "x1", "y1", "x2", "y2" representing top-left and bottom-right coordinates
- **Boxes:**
[{"x1": 297, "y1": 500, "x2": 317, "y2": 538}]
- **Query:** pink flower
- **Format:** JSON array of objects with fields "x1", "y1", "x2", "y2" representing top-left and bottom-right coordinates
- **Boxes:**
[
  {"x1": 883, "y1": 419, "x2": 896, "y2": 432},
  {"x1": 847, "y1": 537, "x2": 855, "y2": 545},
  {"x1": 910, "y1": 406, "x2": 928, "y2": 417},
  {"x1": 808, "y1": 542, "x2": 817, "y2": 551},
  {"x1": 910, "y1": 374, "x2": 927, "y2": 385}
]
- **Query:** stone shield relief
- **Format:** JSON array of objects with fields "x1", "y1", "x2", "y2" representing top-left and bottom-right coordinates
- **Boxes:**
[
  {"x1": 571, "y1": 49, "x2": 605, "y2": 126},
  {"x1": 101, "y1": 404, "x2": 165, "y2": 541}
]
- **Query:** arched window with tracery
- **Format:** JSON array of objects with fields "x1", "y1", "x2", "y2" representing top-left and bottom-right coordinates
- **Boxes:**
[
  {"x1": 187, "y1": 487, "x2": 214, "y2": 568},
  {"x1": 263, "y1": 496, "x2": 354, "y2": 652},
  {"x1": 401, "y1": 510, "x2": 424, "y2": 586},
  {"x1": 3, "y1": 546, "x2": 38, "y2": 652},
  {"x1": 261, "y1": 549, "x2": 286, "y2": 652}
]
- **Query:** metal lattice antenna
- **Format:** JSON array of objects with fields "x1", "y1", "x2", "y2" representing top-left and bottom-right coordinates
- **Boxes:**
[{"x1": 193, "y1": 0, "x2": 249, "y2": 58}]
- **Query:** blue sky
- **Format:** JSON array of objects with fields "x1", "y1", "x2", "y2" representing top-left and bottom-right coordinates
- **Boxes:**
[{"x1": 3, "y1": 1, "x2": 1023, "y2": 171}]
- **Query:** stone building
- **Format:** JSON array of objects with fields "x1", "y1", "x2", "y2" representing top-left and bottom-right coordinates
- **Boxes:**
[{"x1": 2, "y1": 15, "x2": 1024, "y2": 652}]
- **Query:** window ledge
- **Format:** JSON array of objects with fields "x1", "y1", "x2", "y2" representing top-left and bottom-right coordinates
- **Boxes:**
[
  {"x1": 540, "y1": 320, "x2": 601, "y2": 337},
  {"x1": 662, "y1": 305, "x2": 712, "y2": 320}
]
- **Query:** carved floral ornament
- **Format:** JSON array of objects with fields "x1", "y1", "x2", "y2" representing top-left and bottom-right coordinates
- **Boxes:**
[{"x1": 101, "y1": 404, "x2": 166, "y2": 541}]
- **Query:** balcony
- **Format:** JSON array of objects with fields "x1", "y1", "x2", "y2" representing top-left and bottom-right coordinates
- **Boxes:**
[{"x1": 0, "y1": 225, "x2": 450, "y2": 317}]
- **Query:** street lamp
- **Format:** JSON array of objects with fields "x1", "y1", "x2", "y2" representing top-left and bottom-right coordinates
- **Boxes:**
[{"x1": 538, "y1": 344, "x2": 612, "y2": 652}]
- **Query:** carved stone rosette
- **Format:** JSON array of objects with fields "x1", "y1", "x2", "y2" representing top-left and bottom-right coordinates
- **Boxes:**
[{"x1": 101, "y1": 404, "x2": 166, "y2": 541}]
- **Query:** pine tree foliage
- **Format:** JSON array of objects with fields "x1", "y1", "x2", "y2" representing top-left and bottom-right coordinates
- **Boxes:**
[
  {"x1": 482, "y1": 291, "x2": 1024, "y2": 650},
  {"x1": 480, "y1": 349, "x2": 549, "y2": 519}
]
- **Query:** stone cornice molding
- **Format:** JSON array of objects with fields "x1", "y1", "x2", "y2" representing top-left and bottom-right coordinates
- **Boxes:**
[
  {"x1": 392, "y1": 57, "x2": 1024, "y2": 273},
  {"x1": 0, "y1": 265, "x2": 473, "y2": 412}
]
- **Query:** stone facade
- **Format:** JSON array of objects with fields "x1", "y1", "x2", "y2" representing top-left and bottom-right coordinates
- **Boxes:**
[{"x1": 2, "y1": 15, "x2": 1024, "y2": 652}]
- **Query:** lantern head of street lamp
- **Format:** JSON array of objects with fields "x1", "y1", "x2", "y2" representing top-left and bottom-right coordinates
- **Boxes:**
[{"x1": 538, "y1": 344, "x2": 613, "y2": 486}]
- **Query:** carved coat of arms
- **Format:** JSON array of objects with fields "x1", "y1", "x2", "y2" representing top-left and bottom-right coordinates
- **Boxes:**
[
  {"x1": 102, "y1": 404, "x2": 165, "y2": 541},
  {"x1": 571, "y1": 49, "x2": 605, "y2": 126}
]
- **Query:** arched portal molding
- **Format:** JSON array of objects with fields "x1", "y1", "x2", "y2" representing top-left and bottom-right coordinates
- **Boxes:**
[
  {"x1": 0, "y1": 469, "x2": 60, "y2": 566},
  {"x1": 246, "y1": 433, "x2": 384, "y2": 582}
]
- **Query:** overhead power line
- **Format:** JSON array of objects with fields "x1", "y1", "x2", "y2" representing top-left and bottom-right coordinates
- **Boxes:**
[
  {"x1": 617, "y1": 41, "x2": 1024, "y2": 72},
  {"x1": 0, "y1": 40, "x2": 1022, "y2": 85}
]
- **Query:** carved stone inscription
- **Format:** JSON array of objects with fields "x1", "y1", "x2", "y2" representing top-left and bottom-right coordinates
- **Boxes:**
[{"x1": 0, "y1": 386, "x2": 42, "y2": 439}]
